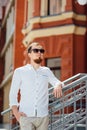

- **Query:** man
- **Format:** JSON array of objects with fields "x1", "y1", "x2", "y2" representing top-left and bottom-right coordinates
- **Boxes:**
[{"x1": 9, "y1": 42, "x2": 63, "y2": 130}]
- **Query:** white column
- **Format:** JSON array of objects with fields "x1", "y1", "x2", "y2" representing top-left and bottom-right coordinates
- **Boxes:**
[
  {"x1": 28, "y1": 0, "x2": 34, "y2": 21},
  {"x1": 61, "y1": 0, "x2": 66, "y2": 12},
  {"x1": 40, "y1": 0, "x2": 48, "y2": 16}
]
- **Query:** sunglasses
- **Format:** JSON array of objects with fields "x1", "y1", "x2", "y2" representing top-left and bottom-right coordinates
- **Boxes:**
[{"x1": 31, "y1": 48, "x2": 45, "y2": 54}]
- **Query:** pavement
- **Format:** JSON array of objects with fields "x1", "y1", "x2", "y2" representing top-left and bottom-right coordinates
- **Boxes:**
[
  {"x1": 0, "y1": 124, "x2": 9, "y2": 130},
  {"x1": 0, "y1": 129, "x2": 7, "y2": 130}
]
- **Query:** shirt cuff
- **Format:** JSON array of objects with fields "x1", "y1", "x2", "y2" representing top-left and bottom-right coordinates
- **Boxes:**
[
  {"x1": 54, "y1": 82, "x2": 64, "y2": 88},
  {"x1": 9, "y1": 103, "x2": 19, "y2": 108}
]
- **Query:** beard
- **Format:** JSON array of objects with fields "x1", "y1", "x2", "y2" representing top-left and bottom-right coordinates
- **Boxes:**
[{"x1": 34, "y1": 57, "x2": 42, "y2": 64}]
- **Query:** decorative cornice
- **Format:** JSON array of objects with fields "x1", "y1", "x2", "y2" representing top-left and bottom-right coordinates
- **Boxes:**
[
  {"x1": 21, "y1": 12, "x2": 86, "y2": 36},
  {"x1": 22, "y1": 25, "x2": 86, "y2": 47}
]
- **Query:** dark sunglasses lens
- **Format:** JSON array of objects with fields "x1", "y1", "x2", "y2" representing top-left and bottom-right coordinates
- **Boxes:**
[
  {"x1": 32, "y1": 49, "x2": 45, "y2": 53},
  {"x1": 33, "y1": 49, "x2": 39, "y2": 53},
  {"x1": 40, "y1": 49, "x2": 45, "y2": 53}
]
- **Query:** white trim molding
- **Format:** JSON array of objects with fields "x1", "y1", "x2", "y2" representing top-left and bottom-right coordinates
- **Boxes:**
[
  {"x1": 22, "y1": 25, "x2": 86, "y2": 47},
  {"x1": 22, "y1": 12, "x2": 86, "y2": 35}
]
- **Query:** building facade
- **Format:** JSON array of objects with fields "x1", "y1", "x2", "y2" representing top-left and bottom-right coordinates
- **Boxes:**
[{"x1": 0, "y1": 0, "x2": 87, "y2": 123}]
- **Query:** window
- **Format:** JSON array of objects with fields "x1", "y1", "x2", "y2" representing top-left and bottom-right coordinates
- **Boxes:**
[
  {"x1": 23, "y1": 0, "x2": 34, "y2": 28},
  {"x1": 5, "y1": 43, "x2": 13, "y2": 77},
  {"x1": 41, "y1": 0, "x2": 66, "y2": 16},
  {"x1": 48, "y1": 0, "x2": 62, "y2": 15},
  {"x1": 46, "y1": 58, "x2": 61, "y2": 79},
  {"x1": 6, "y1": 6, "x2": 14, "y2": 43},
  {"x1": 27, "y1": 0, "x2": 34, "y2": 21}
]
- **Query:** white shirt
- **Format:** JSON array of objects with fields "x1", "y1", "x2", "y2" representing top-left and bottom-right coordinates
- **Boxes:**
[{"x1": 9, "y1": 64, "x2": 63, "y2": 117}]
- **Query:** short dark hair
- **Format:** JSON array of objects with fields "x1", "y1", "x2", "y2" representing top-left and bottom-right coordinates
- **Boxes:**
[{"x1": 28, "y1": 46, "x2": 32, "y2": 53}]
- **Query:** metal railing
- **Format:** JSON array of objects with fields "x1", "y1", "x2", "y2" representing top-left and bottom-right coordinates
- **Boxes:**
[
  {"x1": 1, "y1": 108, "x2": 19, "y2": 130},
  {"x1": 49, "y1": 73, "x2": 87, "y2": 130},
  {"x1": 1, "y1": 73, "x2": 87, "y2": 130}
]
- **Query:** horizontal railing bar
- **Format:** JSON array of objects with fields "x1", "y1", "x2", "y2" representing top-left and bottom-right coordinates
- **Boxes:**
[
  {"x1": 64, "y1": 117, "x2": 87, "y2": 130},
  {"x1": 11, "y1": 125, "x2": 20, "y2": 130},
  {"x1": 49, "y1": 74, "x2": 87, "y2": 94},
  {"x1": 1, "y1": 108, "x2": 11, "y2": 115},
  {"x1": 63, "y1": 73, "x2": 81, "y2": 84},
  {"x1": 63, "y1": 73, "x2": 87, "y2": 84},
  {"x1": 49, "y1": 87, "x2": 86, "y2": 109},
  {"x1": 48, "y1": 73, "x2": 85, "y2": 92},
  {"x1": 63, "y1": 75, "x2": 87, "y2": 91},
  {"x1": 50, "y1": 108, "x2": 85, "y2": 125}
]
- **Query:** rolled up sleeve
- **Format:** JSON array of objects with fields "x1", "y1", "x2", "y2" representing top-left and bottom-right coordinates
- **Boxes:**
[
  {"x1": 47, "y1": 68, "x2": 64, "y2": 88},
  {"x1": 9, "y1": 69, "x2": 21, "y2": 108}
]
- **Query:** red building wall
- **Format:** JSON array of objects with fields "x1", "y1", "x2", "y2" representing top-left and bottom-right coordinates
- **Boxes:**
[
  {"x1": 13, "y1": 0, "x2": 26, "y2": 69},
  {"x1": 31, "y1": 0, "x2": 87, "y2": 80}
]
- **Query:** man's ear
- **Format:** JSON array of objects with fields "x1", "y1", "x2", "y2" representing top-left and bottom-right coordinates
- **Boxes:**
[{"x1": 28, "y1": 53, "x2": 31, "y2": 58}]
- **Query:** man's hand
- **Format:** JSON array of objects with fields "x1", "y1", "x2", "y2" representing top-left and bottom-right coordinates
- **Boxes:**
[
  {"x1": 12, "y1": 106, "x2": 27, "y2": 122},
  {"x1": 53, "y1": 84, "x2": 62, "y2": 98},
  {"x1": 15, "y1": 111, "x2": 27, "y2": 122}
]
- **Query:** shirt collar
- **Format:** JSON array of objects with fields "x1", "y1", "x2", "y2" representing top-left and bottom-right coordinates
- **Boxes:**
[{"x1": 26, "y1": 64, "x2": 42, "y2": 71}]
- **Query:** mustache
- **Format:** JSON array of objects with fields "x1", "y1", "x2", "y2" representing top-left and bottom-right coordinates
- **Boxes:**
[{"x1": 34, "y1": 57, "x2": 42, "y2": 64}]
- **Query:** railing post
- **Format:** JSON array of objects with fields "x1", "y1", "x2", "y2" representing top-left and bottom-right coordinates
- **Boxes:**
[
  {"x1": 86, "y1": 80, "x2": 87, "y2": 130},
  {"x1": 73, "y1": 88, "x2": 77, "y2": 130},
  {"x1": 50, "y1": 107, "x2": 52, "y2": 130},
  {"x1": 9, "y1": 111, "x2": 11, "y2": 130}
]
